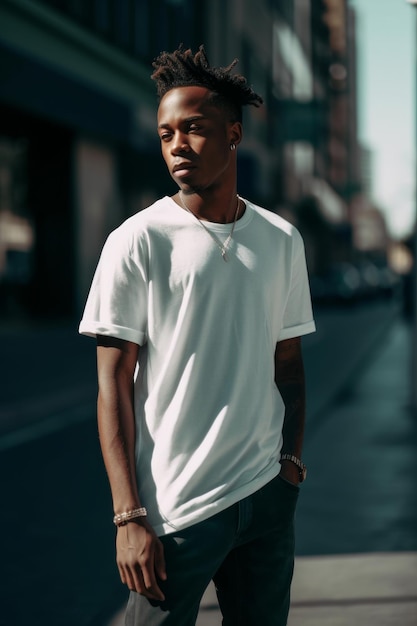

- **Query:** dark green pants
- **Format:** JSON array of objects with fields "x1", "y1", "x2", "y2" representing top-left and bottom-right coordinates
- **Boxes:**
[{"x1": 125, "y1": 474, "x2": 299, "y2": 626}]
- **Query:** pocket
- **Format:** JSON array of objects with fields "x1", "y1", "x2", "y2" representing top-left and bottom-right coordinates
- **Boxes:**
[
  {"x1": 255, "y1": 474, "x2": 299, "y2": 533},
  {"x1": 277, "y1": 474, "x2": 300, "y2": 493}
]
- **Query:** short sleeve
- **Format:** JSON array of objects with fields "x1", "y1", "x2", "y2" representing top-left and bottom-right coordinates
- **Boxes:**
[
  {"x1": 278, "y1": 228, "x2": 316, "y2": 341},
  {"x1": 79, "y1": 228, "x2": 148, "y2": 345}
]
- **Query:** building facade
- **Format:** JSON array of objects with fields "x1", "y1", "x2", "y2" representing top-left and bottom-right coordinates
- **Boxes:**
[{"x1": 0, "y1": 0, "x2": 379, "y2": 325}]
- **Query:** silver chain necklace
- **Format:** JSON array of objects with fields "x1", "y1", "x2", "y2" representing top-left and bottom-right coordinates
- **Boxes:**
[{"x1": 179, "y1": 193, "x2": 241, "y2": 262}]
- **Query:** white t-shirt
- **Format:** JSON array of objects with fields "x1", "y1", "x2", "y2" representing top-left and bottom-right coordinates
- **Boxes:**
[{"x1": 79, "y1": 196, "x2": 315, "y2": 535}]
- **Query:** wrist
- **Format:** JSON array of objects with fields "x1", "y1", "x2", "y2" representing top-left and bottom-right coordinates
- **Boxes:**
[
  {"x1": 279, "y1": 460, "x2": 301, "y2": 484},
  {"x1": 113, "y1": 507, "x2": 147, "y2": 527},
  {"x1": 280, "y1": 453, "x2": 307, "y2": 483}
]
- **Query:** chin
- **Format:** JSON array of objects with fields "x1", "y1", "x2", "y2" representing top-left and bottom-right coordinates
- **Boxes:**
[{"x1": 178, "y1": 182, "x2": 203, "y2": 194}]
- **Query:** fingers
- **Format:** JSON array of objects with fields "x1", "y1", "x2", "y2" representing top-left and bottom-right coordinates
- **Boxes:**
[
  {"x1": 117, "y1": 532, "x2": 166, "y2": 600},
  {"x1": 125, "y1": 565, "x2": 165, "y2": 600},
  {"x1": 139, "y1": 548, "x2": 165, "y2": 601},
  {"x1": 118, "y1": 562, "x2": 127, "y2": 585},
  {"x1": 120, "y1": 561, "x2": 159, "y2": 598}
]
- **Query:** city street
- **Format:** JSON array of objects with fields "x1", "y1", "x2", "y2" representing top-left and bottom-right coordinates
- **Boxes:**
[
  {"x1": 1, "y1": 298, "x2": 416, "y2": 625},
  {"x1": 1, "y1": 2, "x2": 415, "y2": 625}
]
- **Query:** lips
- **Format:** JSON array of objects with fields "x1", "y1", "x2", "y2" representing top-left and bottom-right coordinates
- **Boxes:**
[{"x1": 173, "y1": 162, "x2": 195, "y2": 174}]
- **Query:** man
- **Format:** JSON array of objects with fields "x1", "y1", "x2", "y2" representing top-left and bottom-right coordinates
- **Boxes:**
[{"x1": 80, "y1": 45, "x2": 315, "y2": 625}]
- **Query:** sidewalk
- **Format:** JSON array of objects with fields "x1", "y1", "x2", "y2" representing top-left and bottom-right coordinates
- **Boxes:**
[
  {"x1": 199, "y1": 552, "x2": 417, "y2": 626},
  {"x1": 287, "y1": 552, "x2": 417, "y2": 626},
  {"x1": 108, "y1": 552, "x2": 417, "y2": 625}
]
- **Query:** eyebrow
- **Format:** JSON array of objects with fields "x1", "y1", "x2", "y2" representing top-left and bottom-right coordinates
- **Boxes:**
[{"x1": 158, "y1": 115, "x2": 207, "y2": 129}]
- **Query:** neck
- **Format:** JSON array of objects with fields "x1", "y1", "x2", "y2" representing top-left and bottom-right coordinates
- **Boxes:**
[{"x1": 177, "y1": 189, "x2": 241, "y2": 224}]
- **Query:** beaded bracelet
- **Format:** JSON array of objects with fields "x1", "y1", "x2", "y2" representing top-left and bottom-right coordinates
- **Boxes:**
[{"x1": 113, "y1": 507, "x2": 147, "y2": 526}]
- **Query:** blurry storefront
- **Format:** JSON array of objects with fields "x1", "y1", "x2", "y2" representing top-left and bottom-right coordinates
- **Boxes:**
[
  {"x1": 0, "y1": 0, "x2": 387, "y2": 324},
  {"x1": 0, "y1": 0, "x2": 203, "y2": 323},
  {"x1": 0, "y1": 107, "x2": 74, "y2": 320}
]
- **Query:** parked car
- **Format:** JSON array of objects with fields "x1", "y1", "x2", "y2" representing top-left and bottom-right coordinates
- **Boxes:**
[
  {"x1": 311, "y1": 260, "x2": 402, "y2": 307},
  {"x1": 311, "y1": 262, "x2": 362, "y2": 305}
]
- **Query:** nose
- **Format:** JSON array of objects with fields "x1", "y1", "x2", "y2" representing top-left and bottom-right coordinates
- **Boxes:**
[{"x1": 171, "y1": 131, "x2": 190, "y2": 154}]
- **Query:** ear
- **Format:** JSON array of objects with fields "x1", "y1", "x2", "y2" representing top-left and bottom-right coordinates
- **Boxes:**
[{"x1": 229, "y1": 121, "x2": 243, "y2": 147}]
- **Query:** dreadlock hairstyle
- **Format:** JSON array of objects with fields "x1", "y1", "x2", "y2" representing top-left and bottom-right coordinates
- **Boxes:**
[{"x1": 151, "y1": 44, "x2": 263, "y2": 123}]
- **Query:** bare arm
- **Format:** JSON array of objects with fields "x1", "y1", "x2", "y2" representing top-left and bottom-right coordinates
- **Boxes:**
[
  {"x1": 274, "y1": 336, "x2": 306, "y2": 485},
  {"x1": 97, "y1": 335, "x2": 166, "y2": 600}
]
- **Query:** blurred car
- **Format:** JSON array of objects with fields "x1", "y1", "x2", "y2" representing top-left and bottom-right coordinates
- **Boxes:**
[
  {"x1": 311, "y1": 260, "x2": 402, "y2": 307},
  {"x1": 375, "y1": 263, "x2": 402, "y2": 299},
  {"x1": 354, "y1": 260, "x2": 382, "y2": 300},
  {"x1": 311, "y1": 262, "x2": 362, "y2": 306}
]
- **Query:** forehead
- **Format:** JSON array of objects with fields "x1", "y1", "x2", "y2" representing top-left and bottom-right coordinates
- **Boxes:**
[{"x1": 157, "y1": 86, "x2": 222, "y2": 124}]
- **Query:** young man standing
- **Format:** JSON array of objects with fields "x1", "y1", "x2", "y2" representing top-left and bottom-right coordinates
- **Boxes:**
[{"x1": 80, "y1": 45, "x2": 315, "y2": 625}]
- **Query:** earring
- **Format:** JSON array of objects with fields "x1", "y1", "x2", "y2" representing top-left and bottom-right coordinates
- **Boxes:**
[{"x1": 230, "y1": 143, "x2": 236, "y2": 151}]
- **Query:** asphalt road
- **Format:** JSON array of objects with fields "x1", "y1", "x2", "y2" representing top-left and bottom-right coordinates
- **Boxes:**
[
  {"x1": 0, "y1": 421, "x2": 128, "y2": 626},
  {"x1": 297, "y1": 315, "x2": 417, "y2": 556},
  {"x1": 0, "y1": 297, "x2": 412, "y2": 626}
]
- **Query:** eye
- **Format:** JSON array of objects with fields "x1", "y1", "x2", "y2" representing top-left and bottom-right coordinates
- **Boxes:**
[
  {"x1": 159, "y1": 132, "x2": 172, "y2": 142},
  {"x1": 188, "y1": 123, "x2": 201, "y2": 133}
]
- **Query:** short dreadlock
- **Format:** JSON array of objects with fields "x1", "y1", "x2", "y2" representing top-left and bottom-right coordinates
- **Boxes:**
[{"x1": 151, "y1": 44, "x2": 263, "y2": 123}]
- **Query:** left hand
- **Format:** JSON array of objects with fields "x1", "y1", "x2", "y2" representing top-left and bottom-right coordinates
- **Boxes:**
[
  {"x1": 279, "y1": 459, "x2": 300, "y2": 486},
  {"x1": 116, "y1": 518, "x2": 167, "y2": 600}
]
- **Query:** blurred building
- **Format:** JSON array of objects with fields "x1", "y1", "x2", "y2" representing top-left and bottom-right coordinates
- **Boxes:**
[
  {"x1": 0, "y1": 0, "x2": 387, "y2": 325},
  {"x1": 0, "y1": 0, "x2": 207, "y2": 320},
  {"x1": 358, "y1": 144, "x2": 374, "y2": 198},
  {"x1": 268, "y1": 0, "x2": 363, "y2": 274},
  {"x1": 405, "y1": 0, "x2": 417, "y2": 408}
]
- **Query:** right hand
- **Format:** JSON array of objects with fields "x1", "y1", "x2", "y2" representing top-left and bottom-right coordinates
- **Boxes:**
[{"x1": 116, "y1": 518, "x2": 167, "y2": 601}]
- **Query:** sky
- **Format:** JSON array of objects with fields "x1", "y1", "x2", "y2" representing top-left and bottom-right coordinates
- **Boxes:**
[{"x1": 349, "y1": 0, "x2": 416, "y2": 239}]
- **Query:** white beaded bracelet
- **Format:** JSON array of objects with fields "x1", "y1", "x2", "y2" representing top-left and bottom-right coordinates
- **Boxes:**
[{"x1": 113, "y1": 507, "x2": 147, "y2": 526}]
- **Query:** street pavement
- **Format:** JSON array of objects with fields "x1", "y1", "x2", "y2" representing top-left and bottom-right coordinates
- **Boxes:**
[
  {"x1": 109, "y1": 551, "x2": 417, "y2": 626},
  {"x1": 1, "y1": 298, "x2": 416, "y2": 625},
  {"x1": 106, "y1": 549, "x2": 417, "y2": 626}
]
